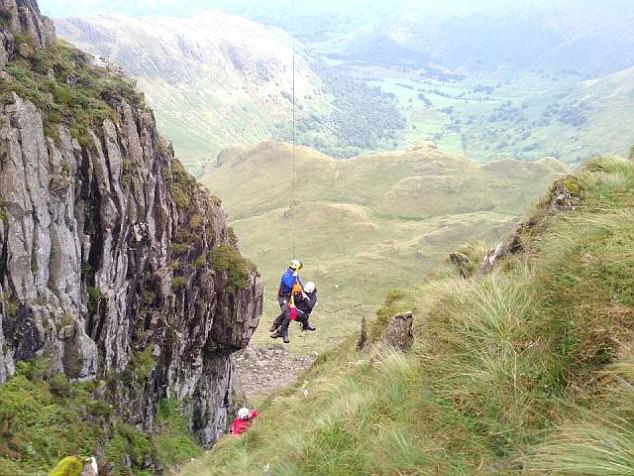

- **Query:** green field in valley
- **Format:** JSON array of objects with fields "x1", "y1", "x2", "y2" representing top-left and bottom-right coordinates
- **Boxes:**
[{"x1": 354, "y1": 66, "x2": 634, "y2": 165}]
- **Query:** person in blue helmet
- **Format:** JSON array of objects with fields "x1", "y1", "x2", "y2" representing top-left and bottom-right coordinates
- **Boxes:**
[{"x1": 269, "y1": 259, "x2": 305, "y2": 343}]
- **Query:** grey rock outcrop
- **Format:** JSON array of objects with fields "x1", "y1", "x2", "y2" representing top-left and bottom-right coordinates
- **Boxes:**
[
  {"x1": 0, "y1": 0, "x2": 262, "y2": 449},
  {"x1": 449, "y1": 252, "x2": 472, "y2": 278},
  {"x1": 548, "y1": 177, "x2": 580, "y2": 213},
  {"x1": 0, "y1": 0, "x2": 55, "y2": 64},
  {"x1": 233, "y1": 345, "x2": 317, "y2": 398},
  {"x1": 382, "y1": 312, "x2": 414, "y2": 351},
  {"x1": 356, "y1": 316, "x2": 368, "y2": 351},
  {"x1": 479, "y1": 231, "x2": 524, "y2": 274}
]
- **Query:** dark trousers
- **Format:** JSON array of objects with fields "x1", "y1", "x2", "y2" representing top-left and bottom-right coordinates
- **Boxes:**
[
  {"x1": 272, "y1": 297, "x2": 313, "y2": 337},
  {"x1": 277, "y1": 308, "x2": 308, "y2": 335},
  {"x1": 273, "y1": 306, "x2": 311, "y2": 337},
  {"x1": 271, "y1": 297, "x2": 290, "y2": 336}
]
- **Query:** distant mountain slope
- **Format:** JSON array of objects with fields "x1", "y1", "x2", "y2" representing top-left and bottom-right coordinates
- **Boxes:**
[
  {"x1": 534, "y1": 14, "x2": 634, "y2": 77},
  {"x1": 203, "y1": 141, "x2": 567, "y2": 351},
  {"x1": 431, "y1": 67, "x2": 634, "y2": 165},
  {"x1": 321, "y1": 3, "x2": 634, "y2": 77},
  {"x1": 56, "y1": 12, "x2": 404, "y2": 174}
]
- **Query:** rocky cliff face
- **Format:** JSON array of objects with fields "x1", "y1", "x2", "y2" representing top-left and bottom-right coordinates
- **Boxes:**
[
  {"x1": 0, "y1": 0, "x2": 55, "y2": 64},
  {"x1": 0, "y1": 0, "x2": 262, "y2": 449}
]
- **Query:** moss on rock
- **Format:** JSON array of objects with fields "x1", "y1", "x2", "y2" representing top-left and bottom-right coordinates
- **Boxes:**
[
  {"x1": 49, "y1": 456, "x2": 84, "y2": 476},
  {"x1": 209, "y1": 243, "x2": 256, "y2": 292}
]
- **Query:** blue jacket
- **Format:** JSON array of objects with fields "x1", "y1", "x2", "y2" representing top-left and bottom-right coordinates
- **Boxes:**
[{"x1": 278, "y1": 269, "x2": 302, "y2": 297}]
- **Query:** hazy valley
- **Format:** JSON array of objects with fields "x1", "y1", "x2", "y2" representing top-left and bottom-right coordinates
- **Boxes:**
[
  {"x1": 57, "y1": 12, "x2": 405, "y2": 174},
  {"x1": 56, "y1": 2, "x2": 634, "y2": 173}
]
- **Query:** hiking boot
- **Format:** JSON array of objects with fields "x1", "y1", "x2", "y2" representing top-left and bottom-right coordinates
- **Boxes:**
[
  {"x1": 302, "y1": 321, "x2": 316, "y2": 331},
  {"x1": 282, "y1": 335, "x2": 290, "y2": 344},
  {"x1": 270, "y1": 330, "x2": 281, "y2": 339}
]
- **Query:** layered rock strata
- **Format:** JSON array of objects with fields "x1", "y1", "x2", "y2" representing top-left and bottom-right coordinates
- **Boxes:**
[{"x1": 0, "y1": 0, "x2": 262, "y2": 447}]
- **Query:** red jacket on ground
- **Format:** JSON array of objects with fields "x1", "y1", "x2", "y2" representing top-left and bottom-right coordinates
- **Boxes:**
[{"x1": 231, "y1": 410, "x2": 259, "y2": 436}]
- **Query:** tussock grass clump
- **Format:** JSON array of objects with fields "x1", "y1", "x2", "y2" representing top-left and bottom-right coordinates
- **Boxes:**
[
  {"x1": 181, "y1": 157, "x2": 634, "y2": 475},
  {"x1": 525, "y1": 415, "x2": 634, "y2": 475}
]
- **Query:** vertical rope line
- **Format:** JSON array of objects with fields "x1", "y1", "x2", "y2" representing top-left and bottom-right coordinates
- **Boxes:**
[{"x1": 291, "y1": 0, "x2": 297, "y2": 259}]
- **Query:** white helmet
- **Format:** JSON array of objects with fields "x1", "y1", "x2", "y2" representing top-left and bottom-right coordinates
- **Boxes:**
[
  {"x1": 237, "y1": 407, "x2": 250, "y2": 420},
  {"x1": 289, "y1": 259, "x2": 303, "y2": 271},
  {"x1": 304, "y1": 282, "x2": 316, "y2": 293}
]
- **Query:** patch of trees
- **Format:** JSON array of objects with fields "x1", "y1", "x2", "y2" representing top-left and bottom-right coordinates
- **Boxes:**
[
  {"x1": 429, "y1": 88, "x2": 456, "y2": 99},
  {"x1": 473, "y1": 84, "x2": 495, "y2": 94},
  {"x1": 419, "y1": 69, "x2": 465, "y2": 82},
  {"x1": 274, "y1": 60, "x2": 406, "y2": 158},
  {"x1": 488, "y1": 101, "x2": 527, "y2": 125},
  {"x1": 543, "y1": 102, "x2": 588, "y2": 127}
]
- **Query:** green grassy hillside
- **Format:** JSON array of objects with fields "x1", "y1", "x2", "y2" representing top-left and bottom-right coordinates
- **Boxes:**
[
  {"x1": 203, "y1": 142, "x2": 567, "y2": 353},
  {"x1": 180, "y1": 155, "x2": 634, "y2": 475}
]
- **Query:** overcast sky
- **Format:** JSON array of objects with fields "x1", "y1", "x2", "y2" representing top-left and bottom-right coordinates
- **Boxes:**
[
  {"x1": 39, "y1": 0, "x2": 620, "y2": 18},
  {"x1": 38, "y1": 0, "x2": 398, "y2": 18},
  {"x1": 38, "y1": 0, "x2": 633, "y2": 20}
]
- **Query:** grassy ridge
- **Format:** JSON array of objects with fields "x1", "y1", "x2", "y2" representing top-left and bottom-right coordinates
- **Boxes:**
[{"x1": 180, "y1": 155, "x2": 634, "y2": 475}]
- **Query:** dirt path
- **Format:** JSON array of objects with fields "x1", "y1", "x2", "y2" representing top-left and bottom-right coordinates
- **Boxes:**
[{"x1": 233, "y1": 344, "x2": 318, "y2": 397}]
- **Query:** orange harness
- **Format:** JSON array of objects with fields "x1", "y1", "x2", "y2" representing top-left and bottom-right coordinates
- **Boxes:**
[{"x1": 289, "y1": 282, "x2": 303, "y2": 320}]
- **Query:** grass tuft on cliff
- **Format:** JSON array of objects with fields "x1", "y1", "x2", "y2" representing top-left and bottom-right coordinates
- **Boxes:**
[
  {"x1": 0, "y1": 41, "x2": 142, "y2": 146},
  {"x1": 180, "y1": 155, "x2": 634, "y2": 475},
  {"x1": 210, "y1": 243, "x2": 257, "y2": 292}
]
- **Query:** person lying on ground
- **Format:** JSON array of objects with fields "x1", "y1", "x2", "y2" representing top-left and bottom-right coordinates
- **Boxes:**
[{"x1": 231, "y1": 407, "x2": 259, "y2": 437}]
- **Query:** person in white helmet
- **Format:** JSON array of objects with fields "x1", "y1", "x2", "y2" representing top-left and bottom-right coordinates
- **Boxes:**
[
  {"x1": 231, "y1": 407, "x2": 259, "y2": 436},
  {"x1": 295, "y1": 281, "x2": 317, "y2": 331}
]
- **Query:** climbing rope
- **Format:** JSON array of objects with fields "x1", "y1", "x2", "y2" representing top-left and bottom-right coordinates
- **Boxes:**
[
  {"x1": 291, "y1": 0, "x2": 297, "y2": 259},
  {"x1": 291, "y1": 6, "x2": 308, "y2": 346}
]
